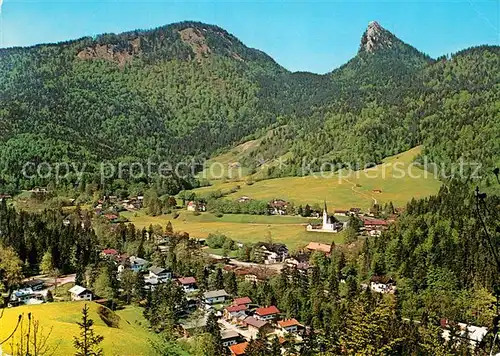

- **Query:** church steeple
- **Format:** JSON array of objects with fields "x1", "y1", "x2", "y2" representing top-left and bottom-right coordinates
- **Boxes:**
[{"x1": 323, "y1": 200, "x2": 329, "y2": 227}]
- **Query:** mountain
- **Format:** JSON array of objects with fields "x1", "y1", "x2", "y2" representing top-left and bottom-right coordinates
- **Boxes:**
[
  {"x1": 329, "y1": 21, "x2": 433, "y2": 106},
  {"x1": 0, "y1": 21, "x2": 498, "y2": 195},
  {"x1": 0, "y1": 21, "x2": 287, "y2": 192}
]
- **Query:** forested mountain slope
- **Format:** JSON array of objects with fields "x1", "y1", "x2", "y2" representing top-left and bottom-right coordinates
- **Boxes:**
[
  {"x1": 0, "y1": 20, "x2": 498, "y2": 194},
  {"x1": 0, "y1": 22, "x2": 287, "y2": 191}
]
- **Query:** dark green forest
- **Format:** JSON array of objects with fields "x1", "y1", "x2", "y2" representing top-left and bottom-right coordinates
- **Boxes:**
[{"x1": 0, "y1": 21, "x2": 498, "y2": 195}]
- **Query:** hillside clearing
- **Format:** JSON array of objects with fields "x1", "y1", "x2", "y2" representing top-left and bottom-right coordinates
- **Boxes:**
[
  {"x1": 0, "y1": 302, "x2": 180, "y2": 356},
  {"x1": 121, "y1": 211, "x2": 343, "y2": 250},
  {"x1": 194, "y1": 146, "x2": 441, "y2": 211}
]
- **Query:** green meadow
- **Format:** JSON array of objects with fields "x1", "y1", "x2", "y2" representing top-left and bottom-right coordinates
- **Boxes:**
[
  {"x1": 194, "y1": 146, "x2": 441, "y2": 212},
  {"x1": 121, "y1": 210, "x2": 343, "y2": 250},
  {"x1": 0, "y1": 302, "x2": 183, "y2": 356},
  {"x1": 124, "y1": 146, "x2": 440, "y2": 250}
]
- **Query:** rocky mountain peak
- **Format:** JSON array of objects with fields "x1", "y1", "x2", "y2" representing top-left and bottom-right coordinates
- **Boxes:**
[{"x1": 359, "y1": 21, "x2": 393, "y2": 53}]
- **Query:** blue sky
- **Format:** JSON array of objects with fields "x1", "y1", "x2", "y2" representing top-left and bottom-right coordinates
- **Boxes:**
[{"x1": 0, "y1": 0, "x2": 498, "y2": 73}]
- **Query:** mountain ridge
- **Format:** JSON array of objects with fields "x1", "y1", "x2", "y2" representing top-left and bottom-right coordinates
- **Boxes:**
[{"x1": 0, "y1": 20, "x2": 498, "y2": 195}]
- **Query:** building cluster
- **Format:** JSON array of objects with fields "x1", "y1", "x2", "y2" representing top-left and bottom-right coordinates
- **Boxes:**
[
  {"x1": 181, "y1": 288, "x2": 304, "y2": 355},
  {"x1": 94, "y1": 195, "x2": 144, "y2": 223},
  {"x1": 9, "y1": 279, "x2": 47, "y2": 307}
]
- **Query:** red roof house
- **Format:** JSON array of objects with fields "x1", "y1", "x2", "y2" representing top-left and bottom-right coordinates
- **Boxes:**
[
  {"x1": 226, "y1": 304, "x2": 248, "y2": 313},
  {"x1": 101, "y1": 249, "x2": 118, "y2": 256},
  {"x1": 255, "y1": 306, "x2": 280, "y2": 321},
  {"x1": 177, "y1": 277, "x2": 196, "y2": 285},
  {"x1": 232, "y1": 297, "x2": 252, "y2": 306},
  {"x1": 278, "y1": 318, "x2": 301, "y2": 333},
  {"x1": 229, "y1": 342, "x2": 248, "y2": 356}
]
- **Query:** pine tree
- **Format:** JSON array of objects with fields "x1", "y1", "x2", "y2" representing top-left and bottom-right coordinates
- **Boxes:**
[
  {"x1": 73, "y1": 304, "x2": 104, "y2": 356},
  {"x1": 224, "y1": 271, "x2": 238, "y2": 295},
  {"x1": 215, "y1": 268, "x2": 224, "y2": 290},
  {"x1": 205, "y1": 311, "x2": 225, "y2": 356}
]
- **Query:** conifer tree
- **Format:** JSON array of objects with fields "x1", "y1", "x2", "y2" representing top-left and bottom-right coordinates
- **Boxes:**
[{"x1": 73, "y1": 304, "x2": 104, "y2": 356}]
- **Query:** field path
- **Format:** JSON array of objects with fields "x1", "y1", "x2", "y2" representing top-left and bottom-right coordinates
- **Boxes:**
[{"x1": 341, "y1": 177, "x2": 378, "y2": 205}]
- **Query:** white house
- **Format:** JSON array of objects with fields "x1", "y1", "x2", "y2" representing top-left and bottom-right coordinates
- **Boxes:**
[
  {"x1": 118, "y1": 256, "x2": 149, "y2": 274},
  {"x1": 69, "y1": 285, "x2": 93, "y2": 301},
  {"x1": 9, "y1": 288, "x2": 45, "y2": 306},
  {"x1": 204, "y1": 289, "x2": 229, "y2": 304},
  {"x1": 148, "y1": 266, "x2": 172, "y2": 281},
  {"x1": 370, "y1": 282, "x2": 397, "y2": 294},
  {"x1": 441, "y1": 321, "x2": 488, "y2": 348},
  {"x1": 177, "y1": 277, "x2": 198, "y2": 293}
]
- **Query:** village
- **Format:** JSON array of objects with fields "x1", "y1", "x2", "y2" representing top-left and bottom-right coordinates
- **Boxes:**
[
  {"x1": 6, "y1": 189, "x2": 488, "y2": 355},
  {"x1": 1, "y1": 181, "x2": 493, "y2": 355}
]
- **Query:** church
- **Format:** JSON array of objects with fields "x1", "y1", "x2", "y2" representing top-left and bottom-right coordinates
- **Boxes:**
[{"x1": 306, "y1": 202, "x2": 344, "y2": 233}]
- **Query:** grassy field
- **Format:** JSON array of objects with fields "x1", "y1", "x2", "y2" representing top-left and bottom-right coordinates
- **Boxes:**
[
  {"x1": 121, "y1": 210, "x2": 343, "y2": 250},
  {"x1": 0, "y1": 302, "x2": 175, "y2": 356},
  {"x1": 193, "y1": 146, "x2": 442, "y2": 212}
]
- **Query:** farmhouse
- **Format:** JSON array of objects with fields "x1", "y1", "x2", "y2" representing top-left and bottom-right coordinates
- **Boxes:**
[
  {"x1": 232, "y1": 296, "x2": 252, "y2": 308},
  {"x1": 118, "y1": 256, "x2": 149, "y2": 273},
  {"x1": 334, "y1": 209, "x2": 349, "y2": 216},
  {"x1": 277, "y1": 318, "x2": 301, "y2": 334},
  {"x1": 255, "y1": 305, "x2": 280, "y2": 321},
  {"x1": 180, "y1": 314, "x2": 208, "y2": 337},
  {"x1": 285, "y1": 254, "x2": 311, "y2": 273},
  {"x1": 146, "y1": 266, "x2": 172, "y2": 286},
  {"x1": 204, "y1": 289, "x2": 230, "y2": 304},
  {"x1": 10, "y1": 287, "x2": 45, "y2": 306},
  {"x1": 361, "y1": 217, "x2": 389, "y2": 236},
  {"x1": 187, "y1": 201, "x2": 206, "y2": 212},
  {"x1": 305, "y1": 242, "x2": 332, "y2": 255},
  {"x1": 103, "y1": 214, "x2": 119, "y2": 223},
  {"x1": 349, "y1": 207, "x2": 362, "y2": 215},
  {"x1": 129, "y1": 256, "x2": 149, "y2": 272},
  {"x1": 269, "y1": 199, "x2": 288, "y2": 215},
  {"x1": 177, "y1": 277, "x2": 198, "y2": 292},
  {"x1": 224, "y1": 304, "x2": 248, "y2": 320},
  {"x1": 244, "y1": 317, "x2": 273, "y2": 338},
  {"x1": 254, "y1": 242, "x2": 288, "y2": 264},
  {"x1": 69, "y1": 285, "x2": 93, "y2": 301},
  {"x1": 101, "y1": 249, "x2": 119, "y2": 260}
]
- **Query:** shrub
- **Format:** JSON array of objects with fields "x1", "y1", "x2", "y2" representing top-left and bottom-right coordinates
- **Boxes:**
[{"x1": 97, "y1": 306, "x2": 120, "y2": 328}]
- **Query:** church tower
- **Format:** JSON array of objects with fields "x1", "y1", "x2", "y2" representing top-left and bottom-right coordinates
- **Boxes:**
[{"x1": 322, "y1": 200, "x2": 329, "y2": 228}]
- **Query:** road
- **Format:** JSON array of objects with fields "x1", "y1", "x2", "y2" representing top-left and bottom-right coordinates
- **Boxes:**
[
  {"x1": 205, "y1": 253, "x2": 284, "y2": 272},
  {"x1": 23, "y1": 273, "x2": 76, "y2": 289}
]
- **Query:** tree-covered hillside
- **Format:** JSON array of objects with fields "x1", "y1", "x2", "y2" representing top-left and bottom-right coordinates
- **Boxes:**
[{"x1": 0, "y1": 21, "x2": 498, "y2": 195}]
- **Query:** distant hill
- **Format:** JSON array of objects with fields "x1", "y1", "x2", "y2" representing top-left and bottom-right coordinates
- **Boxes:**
[{"x1": 0, "y1": 21, "x2": 498, "y2": 194}]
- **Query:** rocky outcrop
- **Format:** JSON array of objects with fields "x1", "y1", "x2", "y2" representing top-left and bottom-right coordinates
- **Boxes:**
[
  {"x1": 359, "y1": 21, "x2": 393, "y2": 53},
  {"x1": 178, "y1": 27, "x2": 212, "y2": 60},
  {"x1": 77, "y1": 38, "x2": 141, "y2": 66}
]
